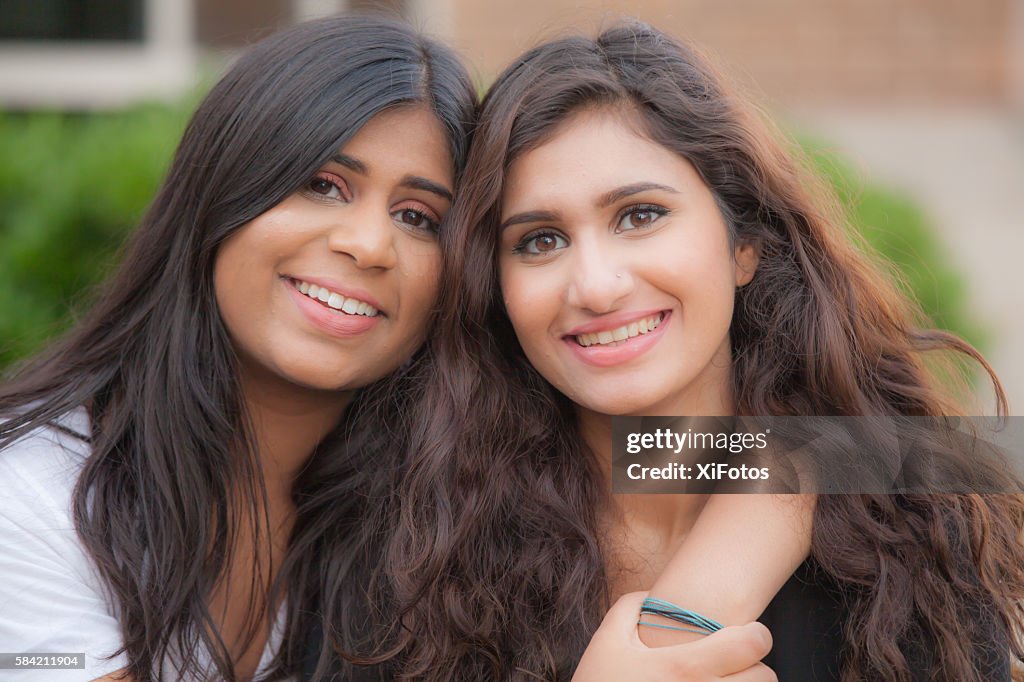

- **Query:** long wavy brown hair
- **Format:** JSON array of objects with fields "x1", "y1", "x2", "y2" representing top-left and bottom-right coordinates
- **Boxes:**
[{"x1": 334, "y1": 21, "x2": 1024, "y2": 681}]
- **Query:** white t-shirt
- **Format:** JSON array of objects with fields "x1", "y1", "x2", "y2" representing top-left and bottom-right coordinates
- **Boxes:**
[{"x1": 0, "y1": 408, "x2": 286, "y2": 681}]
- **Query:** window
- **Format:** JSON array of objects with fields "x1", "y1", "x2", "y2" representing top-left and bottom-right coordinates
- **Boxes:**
[{"x1": 0, "y1": 0, "x2": 145, "y2": 42}]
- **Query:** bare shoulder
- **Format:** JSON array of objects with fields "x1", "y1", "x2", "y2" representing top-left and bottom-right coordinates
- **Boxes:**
[{"x1": 91, "y1": 671, "x2": 132, "y2": 682}]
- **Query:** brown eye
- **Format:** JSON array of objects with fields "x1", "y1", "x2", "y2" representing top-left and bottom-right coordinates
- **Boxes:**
[
  {"x1": 306, "y1": 172, "x2": 348, "y2": 201},
  {"x1": 391, "y1": 207, "x2": 440, "y2": 234},
  {"x1": 402, "y1": 209, "x2": 426, "y2": 227},
  {"x1": 631, "y1": 211, "x2": 654, "y2": 226},
  {"x1": 310, "y1": 178, "x2": 333, "y2": 194},
  {"x1": 535, "y1": 235, "x2": 559, "y2": 251},
  {"x1": 515, "y1": 231, "x2": 568, "y2": 256},
  {"x1": 618, "y1": 204, "x2": 668, "y2": 232}
]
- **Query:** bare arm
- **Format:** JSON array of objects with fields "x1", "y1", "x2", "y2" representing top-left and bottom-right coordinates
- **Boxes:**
[
  {"x1": 639, "y1": 494, "x2": 815, "y2": 647},
  {"x1": 575, "y1": 592, "x2": 777, "y2": 681}
]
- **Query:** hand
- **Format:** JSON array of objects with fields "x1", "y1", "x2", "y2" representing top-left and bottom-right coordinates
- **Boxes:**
[{"x1": 573, "y1": 592, "x2": 777, "y2": 681}]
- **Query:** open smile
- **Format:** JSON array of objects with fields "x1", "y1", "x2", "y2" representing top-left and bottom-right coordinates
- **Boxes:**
[
  {"x1": 572, "y1": 312, "x2": 665, "y2": 347},
  {"x1": 562, "y1": 310, "x2": 672, "y2": 367},
  {"x1": 290, "y1": 277, "x2": 381, "y2": 317},
  {"x1": 284, "y1": 277, "x2": 384, "y2": 338}
]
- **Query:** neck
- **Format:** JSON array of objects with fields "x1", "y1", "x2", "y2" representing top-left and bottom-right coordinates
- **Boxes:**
[
  {"x1": 238, "y1": 362, "x2": 353, "y2": 508},
  {"x1": 577, "y1": 407, "x2": 708, "y2": 543},
  {"x1": 575, "y1": 368, "x2": 736, "y2": 544}
]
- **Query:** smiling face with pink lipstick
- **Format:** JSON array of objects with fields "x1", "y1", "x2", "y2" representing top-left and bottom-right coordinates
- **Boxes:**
[
  {"x1": 499, "y1": 107, "x2": 758, "y2": 417},
  {"x1": 215, "y1": 105, "x2": 452, "y2": 400}
]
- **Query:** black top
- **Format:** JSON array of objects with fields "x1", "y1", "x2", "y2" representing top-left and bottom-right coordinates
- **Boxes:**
[
  {"x1": 759, "y1": 559, "x2": 1009, "y2": 681},
  {"x1": 759, "y1": 560, "x2": 846, "y2": 680},
  {"x1": 302, "y1": 559, "x2": 1010, "y2": 681}
]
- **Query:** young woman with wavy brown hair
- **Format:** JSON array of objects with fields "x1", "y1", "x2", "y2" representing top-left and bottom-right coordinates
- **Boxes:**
[{"x1": 336, "y1": 20, "x2": 1024, "y2": 681}]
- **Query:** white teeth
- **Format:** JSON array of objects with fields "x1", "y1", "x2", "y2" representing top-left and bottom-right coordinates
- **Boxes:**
[
  {"x1": 290, "y1": 279, "x2": 380, "y2": 317},
  {"x1": 574, "y1": 313, "x2": 665, "y2": 348}
]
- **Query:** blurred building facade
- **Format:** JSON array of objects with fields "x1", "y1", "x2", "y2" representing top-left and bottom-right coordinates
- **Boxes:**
[
  {"x1": 2, "y1": 0, "x2": 1022, "y2": 411},
  {"x1": 425, "y1": 0, "x2": 1023, "y2": 109}
]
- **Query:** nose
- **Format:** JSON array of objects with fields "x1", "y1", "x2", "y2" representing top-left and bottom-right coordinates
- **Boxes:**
[
  {"x1": 566, "y1": 237, "x2": 634, "y2": 313},
  {"x1": 326, "y1": 202, "x2": 398, "y2": 270}
]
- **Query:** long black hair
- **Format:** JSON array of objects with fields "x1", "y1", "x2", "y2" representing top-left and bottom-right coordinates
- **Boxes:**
[{"x1": 0, "y1": 14, "x2": 475, "y2": 681}]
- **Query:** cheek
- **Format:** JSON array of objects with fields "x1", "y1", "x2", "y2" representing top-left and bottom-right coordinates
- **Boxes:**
[
  {"x1": 212, "y1": 235, "x2": 257, "y2": 333},
  {"x1": 500, "y1": 265, "x2": 563, "y2": 358},
  {"x1": 639, "y1": 234, "x2": 737, "y2": 343},
  {"x1": 652, "y1": 224, "x2": 738, "y2": 299},
  {"x1": 399, "y1": 249, "x2": 443, "y2": 335},
  {"x1": 500, "y1": 267, "x2": 535, "y2": 335},
  {"x1": 411, "y1": 248, "x2": 442, "y2": 291},
  {"x1": 660, "y1": 265, "x2": 736, "y2": 353}
]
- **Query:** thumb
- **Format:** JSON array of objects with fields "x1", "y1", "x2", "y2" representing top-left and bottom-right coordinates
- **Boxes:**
[
  {"x1": 674, "y1": 622, "x2": 773, "y2": 677},
  {"x1": 595, "y1": 591, "x2": 648, "y2": 640}
]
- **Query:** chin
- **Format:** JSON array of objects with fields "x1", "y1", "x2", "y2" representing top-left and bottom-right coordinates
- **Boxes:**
[
  {"x1": 574, "y1": 391, "x2": 666, "y2": 417},
  {"x1": 270, "y1": 357, "x2": 361, "y2": 394}
]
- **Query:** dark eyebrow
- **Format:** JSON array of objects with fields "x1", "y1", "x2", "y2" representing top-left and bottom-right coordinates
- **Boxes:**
[
  {"x1": 500, "y1": 210, "x2": 562, "y2": 231},
  {"x1": 401, "y1": 175, "x2": 453, "y2": 202},
  {"x1": 598, "y1": 182, "x2": 679, "y2": 207},
  {"x1": 328, "y1": 155, "x2": 452, "y2": 202},
  {"x1": 330, "y1": 153, "x2": 367, "y2": 174}
]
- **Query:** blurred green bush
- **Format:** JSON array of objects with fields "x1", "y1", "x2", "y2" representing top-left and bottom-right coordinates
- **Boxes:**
[
  {"x1": 802, "y1": 140, "x2": 984, "y2": 348},
  {"x1": 0, "y1": 105, "x2": 983, "y2": 370},
  {"x1": 0, "y1": 103, "x2": 190, "y2": 367}
]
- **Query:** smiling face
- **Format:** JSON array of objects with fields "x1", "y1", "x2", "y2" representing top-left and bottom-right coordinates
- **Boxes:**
[
  {"x1": 214, "y1": 105, "x2": 452, "y2": 403},
  {"x1": 498, "y1": 108, "x2": 757, "y2": 417}
]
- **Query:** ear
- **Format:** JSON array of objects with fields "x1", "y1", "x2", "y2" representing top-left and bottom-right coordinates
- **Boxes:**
[{"x1": 734, "y1": 239, "x2": 760, "y2": 287}]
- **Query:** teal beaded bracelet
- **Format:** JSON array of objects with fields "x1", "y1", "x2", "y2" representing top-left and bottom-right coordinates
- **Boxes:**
[{"x1": 637, "y1": 597, "x2": 724, "y2": 636}]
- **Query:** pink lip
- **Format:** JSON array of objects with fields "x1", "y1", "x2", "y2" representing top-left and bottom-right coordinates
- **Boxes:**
[
  {"x1": 282, "y1": 275, "x2": 385, "y2": 313},
  {"x1": 564, "y1": 309, "x2": 667, "y2": 336},
  {"x1": 563, "y1": 310, "x2": 671, "y2": 368},
  {"x1": 284, "y1": 278, "x2": 382, "y2": 338}
]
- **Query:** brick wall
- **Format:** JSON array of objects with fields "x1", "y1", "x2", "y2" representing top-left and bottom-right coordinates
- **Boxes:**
[{"x1": 441, "y1": 0, "x2": 1015, "y2": 107}]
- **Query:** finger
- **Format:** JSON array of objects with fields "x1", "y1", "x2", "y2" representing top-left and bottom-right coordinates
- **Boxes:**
[
  {"x1": 596, "y1": 591, "x2": 648, "y2": 639},
  {"x1": 721, "y1": 662, "x2": 778, "y2": 682},
  {"x1": 673, "y1": 622, "x2": 773, "y2": 676}
]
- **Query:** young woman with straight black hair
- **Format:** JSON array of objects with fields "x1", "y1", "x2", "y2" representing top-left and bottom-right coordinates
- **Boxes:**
[{"x1": 0, "y1": 14, "x2": 477, "y2": 680}]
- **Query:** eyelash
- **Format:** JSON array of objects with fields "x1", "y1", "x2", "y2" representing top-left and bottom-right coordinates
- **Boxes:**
[
  {"x1": 617, "y1": 203, "x2": 670, "y2": 232},
  {"x1": 391, "y1": 206, "x2": 441, "y2": 234},
  {"x1": 303, "y1": 172, "x2": 442, "y2": 234},
  {"x1": 304, "y1": 171, "x2": 350, "y2": 202},
  {"x1": 511, "y1": 230, "x2": 566, "y2": 255},
  {"x1": 511, "y1": 203, "x2": 671, "y2": 255}
]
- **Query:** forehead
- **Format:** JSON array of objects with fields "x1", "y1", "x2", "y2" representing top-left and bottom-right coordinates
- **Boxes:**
[
  {"x1": 340, "y1": 105, "x2": 454, "y2": 184},
  {"x1": 501, "y1": 108, "x2": 701, "y2": 213}
]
